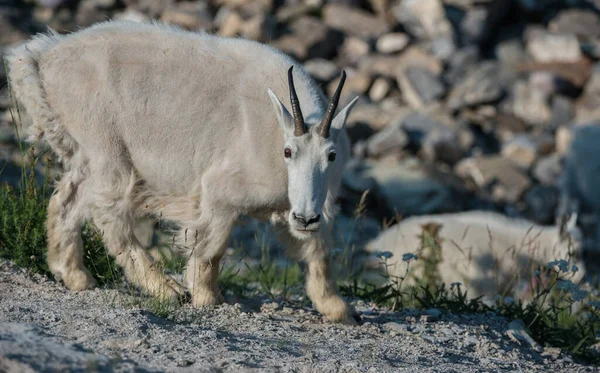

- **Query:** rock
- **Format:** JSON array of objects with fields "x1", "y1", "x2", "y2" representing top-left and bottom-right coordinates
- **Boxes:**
[
  {"x1": 239, "y1": 13, "x2": 277, "y2": 42},
  {"x1": 533, "y1": 153, "x2": 563, "y2": 186},
  {"x1": 495, "y1": 38, "x2": 527, "y2": 85},
  {"x1": 522, "y1": 184, "x2": 559, "y2": 225},
  {"x1": 501, "y1": 133, "x2": 553, "y2": 170},
  {"x1": 217, "y1": 10, "x2": 244, "y2": 37},
  {"x1": 421, "y1": 128, "x2": 466, "y2": 165},
  {"x1": 458, "y1": 1, "x2": 511, "y2": 46},
  {"x1": 75, "y1": 0, "x2": 114, "y2": 27},
  {"x1": 327, "y1": 71, "x2": 371, "y2": 98},
  {"x1": 304, "y1": 59, "x2": 339, "y2": 83},
  {"x1": 447, "y1": 62, "x2": 503, "y2": 110},
  {"x1": 113, "y1": 8, "x2": 149, "y2": 23},
  {"x1": 365, "y1": 120, "x2": 409, "y2": 157},
  {"x1": 0, "y1": 323, "x2": 135, "y2": 372},
  {"x1": 444, "y1": 46, "x2": 479, "y2": 86},
  {"x1": 455, "y1": 156, "x2": 531, "y2": 203},
  {"x1": 271, "y1": 16, "x2": 343, "y2": 60},
  {"x1": 526, "y1": 28, "x2": 582, "y2": 63},
  {"x1": 323, "y1": 4, "x2": 389, "y2": 40},
  {"x1": 548, "y1": 96, "x2": 574, "y2": 129},
  {"x1": 393, "y1": 0, "x2": 455, "y2": 60},
  {"x1": 575, "y1": 63, "x2": 600, "y2": 123},
  {"x1": 398, "y1": 46, "x2": 444, "y2": 75},
  {"x1": 517, "y1": 58, "x2": 592, "y2": 93},
  {"x1": 376, "y1": 33, "x2": 410, "y2": 54},
  {"x1": 359, "y1": 55, "x2": 400, "y2": 78},
  {"x1": 511, "y1": 80, "x2": 551, "y2": 126},
  {"x1": 549, "y1": 9, "x2": 600, "y2": 39},
  {"x1": 160, "y1": 2, "x2": 213, "y2": 31},
  {"x1": 400, "y1": 112, "x2": 471, "y2": 165},
  {"x1": 343, "y1": 157, "x2": 461, "y2": 218},
  {"x1": 338, "y1": 37, "x2": 370, "y2": 66},
  {"x1": 505, "y1": 319, "x2": 543, "y2": 352},
  {"x1": 397, "y1": 67, "x2": 446, "y2": 109},
  {"x1": 369, "y1": 78, "x2": 391, "y2": 102},
  {"x1": 122, "y1": 0, "x2": 174, "y2": 18},
  {"x1": 346, "y1": 102, "x2": 410, "y2": 132},
  {"x1": 382, "y1": 322, "x2": 407, "y2": 334},
  {"x1": 422, "y1": 308, "x2": 442, "y2": 322}
]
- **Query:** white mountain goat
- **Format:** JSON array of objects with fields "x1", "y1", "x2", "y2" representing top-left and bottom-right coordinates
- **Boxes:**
[
  {"x1": 364, "y1": 211, "x2": 585, "y2": 302},
  {"x1": 6, "y1": 21, "x2": 360, "y2": 324}
]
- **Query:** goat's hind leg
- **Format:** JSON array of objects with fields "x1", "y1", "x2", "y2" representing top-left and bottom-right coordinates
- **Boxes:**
[
  {"x1": 47, "y1": 172, "x2": 96, "y2": 291},
  {"x1": 182, "y1": 216, "x2": 234, "y2": 308},
  {"x1": 89, "y1": 173, "x2": 185, "y2": 301}
]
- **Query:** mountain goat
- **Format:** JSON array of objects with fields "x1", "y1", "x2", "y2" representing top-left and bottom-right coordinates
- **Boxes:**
[
  {"x1": 6, "y1": 21, "x2": 360, "y2": 324},
  {"x1": 364, "y1": 211, "x2": 585, "y2": 302}
]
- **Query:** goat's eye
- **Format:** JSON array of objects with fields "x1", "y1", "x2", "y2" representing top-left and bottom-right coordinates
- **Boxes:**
[
  {"x1": 328, "y1": 151, "x2": 336, "y2": 162},
  {"x1": 284, "y1": 148, "x2": 292, "y2": 158}
]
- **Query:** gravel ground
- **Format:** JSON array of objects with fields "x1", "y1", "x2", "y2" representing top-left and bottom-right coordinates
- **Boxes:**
[{"x1": 0, "y1": 260, "x2": 596, "y2": 373}]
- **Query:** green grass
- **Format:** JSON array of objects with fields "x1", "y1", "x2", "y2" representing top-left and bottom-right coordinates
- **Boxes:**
[{"x1": 1, "y1": 67, "x2": 599, "y2": 364}]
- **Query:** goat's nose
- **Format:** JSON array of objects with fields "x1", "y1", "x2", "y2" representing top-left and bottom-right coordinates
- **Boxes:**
[
  {"x1": 293, "y1": 213, "x2": 320, "y2": 227},
  {"x1": 306, "y1": 214, "x2": 321, "y2": 226}
]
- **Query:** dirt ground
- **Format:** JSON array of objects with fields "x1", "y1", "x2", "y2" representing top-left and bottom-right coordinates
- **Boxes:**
[{"x1": 0, "y1": 260, "x2": 596, "y2": 373}]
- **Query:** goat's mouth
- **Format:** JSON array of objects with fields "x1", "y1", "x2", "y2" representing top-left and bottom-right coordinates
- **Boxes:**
[{"x1": 289, "y1": 224, "x2": 320, "y2": 239}]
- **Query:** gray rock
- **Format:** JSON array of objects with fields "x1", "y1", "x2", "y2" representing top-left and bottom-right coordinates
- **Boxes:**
[
  {"x1": 533, "y1": 153, "x2": 563, "y2": 186},
  {"x1": 511, "y1": 80, "x2": 552, "y2": 126},
  {"x1": 455, "y1": 156, "x2": 532, "y2": 203},
  {"x1": 549, "y1": 96, "x2": 574, "y2": 129},
  {"x1": 393, "y1": 0, "x2": 456, "y2": 59},
  {"x1": 522, "y1": 185, "x2": 559, "y2": 225},
  {"x1": 304, "y1": 58, "x2": 339, "y2": 83},
  {"x1": 369, "y1": 77, "x2": 392, "y2": 102},
  {"x1": 447, "y1": 62, "x2": 503, "y2": 110},
  {"x1": 376, "y1": 33, "x2": 410, "y2": 54},
  {"x1": 365, "y1": 120, "x2": 409, "y2": 157},
  {"x1": 505, "y1": 319, "x2": 543, "y2": 352},
  {"x1": 397, "y1": 67, "x2": 446, "y2": 108},
  {"x1": 271, "y1": 16, "x2": 343, "y2": 60},
  {"x1": 338, "y1": 36, "x2": 370, "y2": 66},
  {"x1": 458, "y1": 1, "x2": 511, "y2": 46},
  {"x1": 445, "y1": 46, "x2": 479, "y2": 86},
  {"x1": 343, "y1": 158, "x2": 458, "y2": 216},
  {"x1": 160, "y1": 2, "x2": 214, "y2": 31},
  {"x1": 549, "y1": 9, "x2": 600, "y2": 39},
  {"x1": 501, "y1": 133, "x2": 554, "y2": 170},
  {"x1": 323, "y1": 4, "x2": 389, "y2": 40},
  {"x1": 0, "y1": 323, "x2": 142, "y2": 372},
  {"x1": 526, "y1": 28, "x2": 582, "y2": 63}
]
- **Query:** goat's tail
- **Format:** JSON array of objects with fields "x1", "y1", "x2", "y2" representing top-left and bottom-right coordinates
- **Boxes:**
[{"x1": 4, "y1": 30, "x2": 77, "y2": 162}]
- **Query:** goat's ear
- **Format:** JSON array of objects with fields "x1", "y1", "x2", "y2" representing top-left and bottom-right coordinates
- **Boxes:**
[
  {"x1": 268, "y1": 89, "x2": 294, "y2": 137},
  {"x1": 330, "y1": 96, "x2": 359, "y2": 141},
  {"x1": 559, "y1": 212, "x2": 579, "y2": 240}
]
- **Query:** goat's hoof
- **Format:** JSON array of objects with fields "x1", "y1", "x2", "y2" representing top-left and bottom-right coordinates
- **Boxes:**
[
  {"x1": 155, "y1": 281, "x2": 187, "y2": 302},
  {"x1": 60, "y1": 269, "x2": 97, "y2": 291},
  {"x1": 318, "y1": 297, "x2": 359, "y2": 325},
  {"x1": 191, "y1": 290, "x2": 224, "y2": 308}
]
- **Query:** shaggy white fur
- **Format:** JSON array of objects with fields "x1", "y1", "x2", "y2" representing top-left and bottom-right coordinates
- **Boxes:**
[
  {"x1": 365, "y1": 211, "x2": 585, "y2": 302},
  {"x1": 6, "y1": 20, "x2": 358, "y2": 324}
]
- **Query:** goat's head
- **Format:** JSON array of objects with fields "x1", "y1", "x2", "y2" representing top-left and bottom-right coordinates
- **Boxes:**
[{"x1": 268, "y1": 66, "x2": 358, "y2": 239}]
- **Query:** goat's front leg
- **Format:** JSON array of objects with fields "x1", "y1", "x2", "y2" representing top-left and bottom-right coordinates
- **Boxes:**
[
  {"x1": 286, "y1": 228, "x2": 358, "y2": 324},
  {"x1": 305, "y1": 254, "x2": 358, "y2": 324}
]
